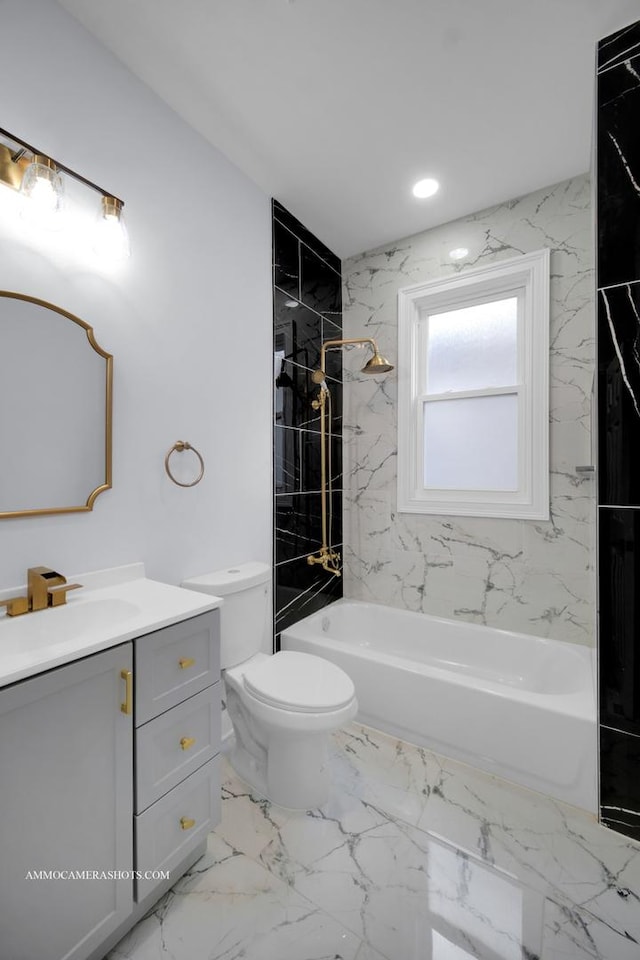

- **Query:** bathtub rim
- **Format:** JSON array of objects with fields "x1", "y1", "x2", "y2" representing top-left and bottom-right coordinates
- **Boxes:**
[{"x1": 281, "y1": 598, "x2": 596, "y2": 722}]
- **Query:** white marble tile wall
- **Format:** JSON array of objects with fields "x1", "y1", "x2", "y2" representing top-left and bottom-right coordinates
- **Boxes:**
[{"x1": 342, "y1": 175, "x2": 596, "y2": 644}]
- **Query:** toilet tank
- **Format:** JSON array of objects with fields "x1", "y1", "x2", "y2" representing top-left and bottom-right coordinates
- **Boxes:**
[{"x1": 181, "y1": 562, "x2": 271, "y2": 668}]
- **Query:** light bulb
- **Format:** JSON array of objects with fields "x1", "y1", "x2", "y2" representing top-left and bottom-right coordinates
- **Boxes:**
[
  {"x1": 20, "y1": 155, "x2": 64, "y2": 228},
  {"x1": 93, "y1": 196, "x2": 130, "y2": 262},
  {"x1": 29, "y1": 176, "x2": 58, "y2": 210}
]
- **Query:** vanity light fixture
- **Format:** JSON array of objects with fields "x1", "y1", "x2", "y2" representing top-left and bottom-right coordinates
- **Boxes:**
[
  {"x1": 93, "y1": 196, "x2": 130, "y2": 261},
  {"x1": 20, "y1": 155, "x2": 64, "y2": 215},
  {"x1": 412, "y1": 177, "x2": 440, "y2": 199},
  {"x1": 0, "y1": 126, "x2": 127, "y2": 261}
]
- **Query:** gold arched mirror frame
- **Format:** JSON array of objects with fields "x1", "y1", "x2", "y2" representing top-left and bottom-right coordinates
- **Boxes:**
[{"x1": 0, "y1": 291, "x2": 113, "y2": 519}]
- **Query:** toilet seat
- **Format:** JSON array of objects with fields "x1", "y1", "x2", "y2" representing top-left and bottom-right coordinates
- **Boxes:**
[{"x1": 243, "y1": 650, "x2": 355, "y2": 713}]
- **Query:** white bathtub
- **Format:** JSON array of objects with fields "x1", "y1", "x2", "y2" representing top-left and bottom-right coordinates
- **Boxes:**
[{"x1": 281, "y1": 599, "x2": 597, "y2": 812}]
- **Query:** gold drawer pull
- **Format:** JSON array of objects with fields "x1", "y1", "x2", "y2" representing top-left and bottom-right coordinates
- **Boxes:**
[
  {"x1": 180, "y1": 736, "x2": 196, "y2": 751},
  {"x1": 120, "y1": 669, "x2": 133, "y2": 715},
  {"x1": 180, "y1": 816, "x2": 196, "y2": 831},
  {"x1": 178, "y1": 657, "x2": 196, "y2": 670}
]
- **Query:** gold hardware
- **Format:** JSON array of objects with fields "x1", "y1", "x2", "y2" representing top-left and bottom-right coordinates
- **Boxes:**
[
  {"x1": 180, "y1": 817, "x2": 196, "y2": 830},
  {"x1": 307, "y1": 547, "x2": 342, "y2": 577},
  {"x1": 28, "y1": 566, "x2": 66, "y2": 611},
  {"x1": 47, "y1": 583, "x2": 83, "y2": 607},
  {"x1": 0, "y1": 595, "x2": 30, "y2": 617},
  {"x1": 361, "y1": 351, "x2": 394, "y2": 374},
  {"x1": 0, "y1": 568, "x2": 84, "y2": 616},
  {"x1": 120, "y1": 669, "x2": 133, "y2": 715},
  {"x1": 0, "y1": 144, "x2": 29, "y2": 191},
  {"x1": 180, "y1": 736, "x2": 196, "y2": 751},
  {"x1": 317, "y1": 338, "x2": 393, "y2": 377},
  {"x1": 102, "y1": 195, "x2": 123, "y2": 218},
  {"x1": 178, "y1": 657, "x2": 196, "y2": 670},
  {"x1": 31, "y1": 154, "x2": 56, "y2": 171},
  {"x1": 0, "y1": 291, "x2": 113, "y2": 521},
  {"x1": 306, "y1": 338, "x2": 393, "y2": 579},
  {"x1": 164, "y1": 441, "x2": 205, "y2": 488}
]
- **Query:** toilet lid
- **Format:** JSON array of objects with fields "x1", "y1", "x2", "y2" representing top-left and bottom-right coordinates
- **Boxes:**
[{"x1": 243, "y1": 651, "x2": 355, "y2": 713}]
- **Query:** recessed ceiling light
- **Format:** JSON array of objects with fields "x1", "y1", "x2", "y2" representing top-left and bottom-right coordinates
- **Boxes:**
[
  {"x1": 449, "y1": 247, "x2": 469, "y2": 260},
  {"x1": 412, "y1": 178, "x2": 439, "y2": 199}
]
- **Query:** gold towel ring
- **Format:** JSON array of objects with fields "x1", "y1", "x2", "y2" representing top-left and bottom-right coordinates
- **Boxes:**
[{"x1": 164, "y1": 441, "x2": 205, "y2": 488}]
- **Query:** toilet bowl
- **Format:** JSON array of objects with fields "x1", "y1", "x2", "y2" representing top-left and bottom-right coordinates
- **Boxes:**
[
  {"x1": 181, "y1": 563, "x2": 357, "y2": 808},
  {"x1": 225, "y1": 650, "x2": 357, "y2": 808}
]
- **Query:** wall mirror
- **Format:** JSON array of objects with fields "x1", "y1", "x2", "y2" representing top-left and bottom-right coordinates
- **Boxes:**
[{"x1": 0, "y1": 291, "x2": 112, "y2": 518}]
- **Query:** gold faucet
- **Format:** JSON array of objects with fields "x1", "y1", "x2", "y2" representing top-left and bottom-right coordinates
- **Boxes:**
[
  {"x1": 0, "y1": 567, "x2": 83, "y2": 617},
  {"x1": 307, "y1": 546, "x2": 342, "y2": 577}
]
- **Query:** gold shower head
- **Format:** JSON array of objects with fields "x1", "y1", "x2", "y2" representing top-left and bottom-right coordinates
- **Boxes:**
[
  {"x1": 360, "y1": 351, "x2": 394, "y2": 374},
  {"x1": 315, "y1": 336, "x2": 394, "y2": 379}
]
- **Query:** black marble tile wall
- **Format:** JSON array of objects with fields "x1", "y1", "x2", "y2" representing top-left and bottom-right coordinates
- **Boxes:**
[
  {"x1": 597, "y1": 51, "x2": 640, "y2": 287},
  {"x1": 273, "y1": 201, "x2": 341, "y2": 273},
  {"x1": 599, "y1": 22, "x2": 640, "y2": 72},
  {"x1": 597, "y1": 287, "x2": 640, "y2": 506},
  {"x1": 599, "y1": 509, "x2": 640, "y2": 736},
  {"x1": 597, "y1": 20, "x2": 640, "y2": 841},
  {"x1": 272, "y1": 200, "x2": 343, "y2": 647},
  {"x1": 275, "y1": 555, "x2": 344, "y2": 636},
  {"x1": 600, "y1": 727, "x2": 640, "y2": 841}
]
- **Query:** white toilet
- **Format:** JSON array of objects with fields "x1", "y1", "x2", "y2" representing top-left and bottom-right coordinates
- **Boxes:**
[{"x1": 181, "y1": 562, "x2": 358, "y2": 809}]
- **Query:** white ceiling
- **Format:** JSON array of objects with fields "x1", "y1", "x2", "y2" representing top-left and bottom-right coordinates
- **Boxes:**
[{"x1": 58, "y1": 0, "x2": 640, "y2": 259}]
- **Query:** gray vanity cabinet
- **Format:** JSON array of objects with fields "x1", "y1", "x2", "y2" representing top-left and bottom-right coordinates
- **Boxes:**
[
  {"x1": 0, "y1": 607, "x2": 221, "y2": 960},
  {"x1": 133, "y1": 611, "x2": 221, "y2": 901},
  {"x1": 0, "y1": 642, "x2": 133, "y2": 960}
]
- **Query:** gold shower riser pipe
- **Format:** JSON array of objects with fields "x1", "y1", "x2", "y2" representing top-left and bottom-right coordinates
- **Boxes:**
[
  {"x1": 307, "y1": 376, "x2": 340, "y2": 576},
  {"x1": 307, "y1": 337, "x2": 391, "y2": 579}
]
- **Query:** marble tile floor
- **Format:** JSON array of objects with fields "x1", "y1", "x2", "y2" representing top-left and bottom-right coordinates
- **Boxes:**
[{"x1": 109, "y1": 723, "x2": 640, "y2": 960}]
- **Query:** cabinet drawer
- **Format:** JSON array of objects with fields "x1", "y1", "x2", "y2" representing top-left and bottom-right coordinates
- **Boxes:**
[
  {"x1": 135, "y1": 610, "x2": 220, "y2": 724},
  {"x1": 135, "y1": 755, "x2": 220, "y2": 901},
  {"x1": 136, "y1": 683, "x2": 221, "y2": 813}
]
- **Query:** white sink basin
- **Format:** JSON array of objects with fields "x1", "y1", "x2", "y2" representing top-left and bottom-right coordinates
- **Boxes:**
[
  {"x1": 0, "y1": 569, "x2": 222, "y2": 687},
  {"x1": 0, "y1": 598, "x2": 141, "y2": 656}
]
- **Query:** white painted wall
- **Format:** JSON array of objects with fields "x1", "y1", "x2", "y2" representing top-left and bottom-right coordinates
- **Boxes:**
[{"x1": 0, "y1": 0, "x2": 272, "y2": 590}]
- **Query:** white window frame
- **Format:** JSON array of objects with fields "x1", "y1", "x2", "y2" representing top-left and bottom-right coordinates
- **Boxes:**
[{"x1": 397, "y1": 249, "x2": 549, "y2": 520}]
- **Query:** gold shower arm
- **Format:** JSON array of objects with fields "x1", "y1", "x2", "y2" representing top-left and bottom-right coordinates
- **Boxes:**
[{"x1": 317, "y1": 338, "x2": 378, "y2": 377}]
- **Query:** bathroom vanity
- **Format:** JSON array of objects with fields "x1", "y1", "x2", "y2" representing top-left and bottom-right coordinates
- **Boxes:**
[{"x1": 0, "y1": 565, "x2": 222, "y2": 960}]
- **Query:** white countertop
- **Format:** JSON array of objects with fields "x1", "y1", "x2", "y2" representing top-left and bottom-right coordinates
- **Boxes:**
[{"x1": 0, "y1": 563, "x2": 222, "y2": 688}]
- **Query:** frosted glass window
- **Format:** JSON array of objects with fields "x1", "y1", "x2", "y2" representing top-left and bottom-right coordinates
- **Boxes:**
[
  {"x1": 426, "y1": 297, "x2": 518, "y2": 394},
  {"x1": 423, "y1": 393, "x2": 518, "y2": 490},
  {"x1": 398, "y1": 249, "x2": 549, "y2": 518}
]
